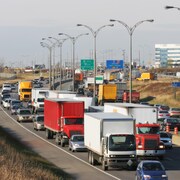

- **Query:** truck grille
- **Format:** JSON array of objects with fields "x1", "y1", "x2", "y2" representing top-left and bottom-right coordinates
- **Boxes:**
[
  {"x1": 144, "y1": 139, "x2": 157, "y2": 149},
  {"x1": 70, "y1": 131, "x2": 81, "y2": 137},
  {"x1": 39, "y1": 104, "x2": 44, "y2": 107},
  {"x1": 24, "y1": 95, "x2": 30, "y2": 98}
]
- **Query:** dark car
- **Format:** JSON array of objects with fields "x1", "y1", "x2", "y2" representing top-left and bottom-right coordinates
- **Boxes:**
[
  {"x1": 162, "y1": 118, "x2": 180, "y2": 131},
  {"x1": 136, "y1": 160, "x2": 168, "y2": 180}
]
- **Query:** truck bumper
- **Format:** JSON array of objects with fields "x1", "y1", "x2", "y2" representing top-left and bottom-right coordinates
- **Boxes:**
[
  {"x1": 137, "y1": 149, "x2": 166, "y2": 157},
  {"x1": 107, "y1": 158, "x2": 137, "y2": 168}
]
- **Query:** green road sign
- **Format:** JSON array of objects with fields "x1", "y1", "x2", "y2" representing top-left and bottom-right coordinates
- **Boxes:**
[{"x1": 81, "y1": 59, "x2": 94, "y2": 70}]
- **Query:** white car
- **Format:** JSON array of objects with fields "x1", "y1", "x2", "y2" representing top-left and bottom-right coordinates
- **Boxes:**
[
  {"x1": 2, "y1": 98, "x2": 11, "y2": 108},
  {"x1": 158, "y1": 110, "x2": 170, "y2": 120},
  {"x1": 160, "y1": 132, "x2": 172, "y2": 149}
]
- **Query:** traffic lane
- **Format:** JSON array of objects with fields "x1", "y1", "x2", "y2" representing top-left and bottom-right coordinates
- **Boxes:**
[
  {"x1": 3, "y1": 105, "x2": 180, "y2": 180},
  {"x1": 22, "y1": 120, "x2": 138, "y2": 180},
  {"x1": 0, "y1": 107, "x2": 122, "y2": 180}
]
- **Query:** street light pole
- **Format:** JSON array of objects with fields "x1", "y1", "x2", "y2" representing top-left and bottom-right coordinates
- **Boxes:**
[
  {"x1": 58, "y1": 33, "x2": 89, "y2": 92},
  {"x1": 77, "y1": 24, "x2": 114, "y2": 99},
  {"x1": 110, "y1": 19, "x2": 154, "y2": 103},
  {"x1": 40, "y1": 41, "x2": 53, "y2": 90},
  {"x1": 48, "y1": 37, "x2": 69, "y2": 90}
]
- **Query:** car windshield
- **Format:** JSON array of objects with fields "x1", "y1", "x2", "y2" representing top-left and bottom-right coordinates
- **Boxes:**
[
  {"x1": 137, "y1": 127, "x2": 160, "y2": 134},
  {"x1": 72, "y1": 136, "x2": 84, "y2": 142},
  {"x1": 171, "y1": 108, "x2": 180, "y2": 111},
  {"x1": 160, "y1": 133, "x2": 169, "y2": 138},
  {"x1": 167, "y1": 118, "x2": 180, "y2": 123},
  {"x1": 37, "y1": 116, "x2": 44, "y2": 122},
  {"x1": 109, "y1": 135, "x2": 136, "y2": 151},
  {"x1": 20, "y1": 110, "x2": 31, "y2": 114},
  {"x1": 64, "y1": 118, "x2": 84, "y2": 125},
  {"x1": 37, "y1": 98, "x2": 44, "y2": 102},
  {"x1": 143, "y1": 162, "x2": 164, "y2": 171},
  {"x1": 12, "y1": 100, "x2": 21, "y2": 105},
  {"x1": 159, "y1": 110, "x2": 168, "y2": 113}
]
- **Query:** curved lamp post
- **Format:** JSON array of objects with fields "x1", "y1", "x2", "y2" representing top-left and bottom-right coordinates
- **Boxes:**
[
  {"x1": 77, "y1": 23, "x2": 114, "y2": 99},
  {"x1": 110, "y1": 19, "x2": 154, "y2": 103},
  {"x1": 49, "y1": 37, "x2": 69, "y2": 90},
  {"x1": 40, "y1": 41, "x2": 53, "y2": 90},
  {"x1": 58, "y1": 32, "x2": 89, "y2": 92},
  {"x1": 165, "y1": 6, "x2": 180, "y2": 11}
]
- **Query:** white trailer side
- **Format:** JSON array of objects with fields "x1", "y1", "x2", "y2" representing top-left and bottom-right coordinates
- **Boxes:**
[{"x1": 104, "y1": 103, "x2": 158, "y2": 124}]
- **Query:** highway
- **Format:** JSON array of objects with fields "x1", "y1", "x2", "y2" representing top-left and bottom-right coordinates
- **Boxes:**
[{"x1": 1, "y1": 100, "x2": 180, "y2": 180}]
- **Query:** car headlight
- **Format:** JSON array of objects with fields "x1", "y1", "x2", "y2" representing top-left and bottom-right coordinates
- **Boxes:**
[
  {"x1": 74, "y1": 143, "x2": 80, "y2": 147},
  {"x1": 143, "y1": 174, "x2": 151, "y2": 179}
]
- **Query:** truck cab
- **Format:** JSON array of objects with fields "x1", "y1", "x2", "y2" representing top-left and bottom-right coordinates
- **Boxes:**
[{"x1": 136, "y1": 123, "x2": 165, "y2": 159}]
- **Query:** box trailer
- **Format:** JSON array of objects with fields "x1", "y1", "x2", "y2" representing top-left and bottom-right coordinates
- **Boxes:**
[
  {"x1": 44, "y1": 98, "x2": 84, "y2": 147},
  {"x1": 85, "y1": 112, "x2": 137, "y2": 171}
]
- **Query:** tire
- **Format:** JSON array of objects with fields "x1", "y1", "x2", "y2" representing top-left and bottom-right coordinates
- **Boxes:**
[
  {"x1": 88, "y1": 151, "x2": 92, "y2": 164},
  {"x1": 102, "y1": 159, "x2": 108, "y2": 171},
  {"x1": 61, "y1": 139, "x2": 65, "y2": 147},
  {"x1": 45, "y1": 129, "x2": 51, "y2": 139},
  {"x1": 55, "y1": 134, "x2": 60, "y2": 145},
  {"x1": 91, "y1": 152, "x2": 96, "y2": 166},
  {"x1": 159, "y1": 156, "x2": 164, "y2": 160}
]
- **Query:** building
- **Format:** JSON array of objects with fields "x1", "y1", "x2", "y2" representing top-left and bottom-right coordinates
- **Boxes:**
[{"x1": 155, "y1": 44, "x2": 180, "y2": 68}]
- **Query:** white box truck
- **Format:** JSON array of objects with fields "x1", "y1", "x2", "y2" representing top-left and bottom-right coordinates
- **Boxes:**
[
  {"x1": 84, "y1": 112, "x2": 137, "y2": 171},
  {"x1": 104, "y1": 103, "x2": 166, "y2": 160},
  {"x1": 31, "y1": 89, "x2": 50, "y2": 112}
]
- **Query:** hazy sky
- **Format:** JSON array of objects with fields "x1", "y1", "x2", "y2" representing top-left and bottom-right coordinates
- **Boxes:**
[{"x1": 0, "y1": 0, "x2": 180, "y2": 67}]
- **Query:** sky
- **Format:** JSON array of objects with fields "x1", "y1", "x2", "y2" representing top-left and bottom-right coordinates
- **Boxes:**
[{"x1": 0, "y1": 0, "x2": 180, "y2": 68}]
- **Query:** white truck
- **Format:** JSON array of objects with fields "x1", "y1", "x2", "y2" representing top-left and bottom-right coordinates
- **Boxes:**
[
  {"x1": 84, "y1": 112, "x2": 137, "y2": 171},
  {"x1": 104, "y1": 103, "x2": 166, "y2": 160},
  {"x1": 31, "y1": 89, "x2": 50, "y2": 112}
]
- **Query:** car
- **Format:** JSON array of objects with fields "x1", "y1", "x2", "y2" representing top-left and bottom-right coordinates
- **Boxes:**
[
  {"x1": 158, "y1": 105, "x2": 170, "y2": 111},
  {"x1": 16, "y1": 108, "x2": 33, "y2": 122},
  {"x1": 68, "y1": 134, "x2": 87, "y2": 152},
  {"x1": 11, "y1": 104, "x2": 23, "y2": 115},
  {"x1": 1, "y1": 89, "x2": 11, "y2": 98},
  {"x1": 34, "y1": 107, "x2": 44, "y2": 115},
  {"x1": 2, "y1": 83, "x2": 11, "y2": 92},
  {"x1": 1, "y1": 93, "x2": 11, "y2": 104},
  {"x1": 26, "y1": 100, "x2": 32, "y2": 108},
  {"x1": 33, "y1": 115, "x2": 45, "y2": 131},
  {"x1": 9, "y1": 99, "x2": 22, "y2": 110},
  {"x1": 158, "y1": 110, "x2": 170, "y2": 120},
  {"x1": 161, "y1": 117, "x2": 180, "y2": 131},
  {"x1": 136, "y1": 160, "x2": 168, "y2": 180},
  {"x1": 2, "y1": 98, "x2": 12, "y2": 109},
  {"x1": 169, "y1": 107, "x2": 180, "y2": 118},
  {"x1": 159, "y1": 132, "x2": 172, "y2": 149}
]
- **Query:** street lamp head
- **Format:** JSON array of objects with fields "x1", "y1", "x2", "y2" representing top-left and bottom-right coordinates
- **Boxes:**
[
  {"x1": 77, "y1": 24, "x2": 83, "y2": 26},
  {"x1": 109, "y1": 24, "x2": 114, "y2": 27},
  {"x1": 48, "y1": 37, "x2": 52, "y2": 39},
  {"x1": 165, "y1": 6, "x2": 174, "y2": 9},
  {"x1": 147, "y1": 19, "x2": 154, "y2": 22},
  {"x1": 109, "y1": 19, "x2": 116, "y2": 22},
  {"x1": 58, "y1": 33, "x2": 63, "y2": 36},
  {"x1": 42, "y1": 38, "x2": 46, "y2": 40}
]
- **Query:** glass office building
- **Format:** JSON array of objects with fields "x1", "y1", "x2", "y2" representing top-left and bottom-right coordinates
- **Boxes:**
[{"x1": 155, "y1": 44, "x2": 180, "y2": 68}]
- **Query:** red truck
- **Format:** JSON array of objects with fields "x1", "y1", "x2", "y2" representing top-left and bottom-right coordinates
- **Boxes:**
[
  {"x1": 123, "y1": 90, "x2": 140, "y2": 103},
  {"x1": 44, "y1": 98, "x2": 84, "y2": 147}
]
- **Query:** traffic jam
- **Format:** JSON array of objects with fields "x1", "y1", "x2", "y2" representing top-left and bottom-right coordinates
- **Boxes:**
[{"x1": 1, "y1": 75, "x2": 180, "y2": 180}]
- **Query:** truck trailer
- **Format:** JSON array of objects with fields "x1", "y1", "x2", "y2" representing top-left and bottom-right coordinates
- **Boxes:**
[
  {"x1": 84, "y1": 112, "x2": 137, "y2": 171},
  {"x1": 44, "y1": 98, "x2": 84, "y2": 147},
  {"x1": 104, "y1": 103, "x2": 166, "y2": 159}
]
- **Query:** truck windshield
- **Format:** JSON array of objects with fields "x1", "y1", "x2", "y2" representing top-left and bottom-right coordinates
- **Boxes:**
[
  {"x1": 137, "y1": 127, "x2": 159, "y2": 134},
  {"x1": 37, "y1": 98, "x2": 44, "y2": 102},
  {"x1": 109, "y1": 135, "x2": 136, "y2": 151},
  {"x1": 64, "y1": 118, "x2": 84, "y2": 125},
  {"x1": 22, "y1": 89, "x2": 31, "y2": 92}
]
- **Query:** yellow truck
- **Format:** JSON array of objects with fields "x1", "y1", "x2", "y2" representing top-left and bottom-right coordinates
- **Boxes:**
[
  {"x1": 136, "y1": 72, "x2": 155, "y2": 81},
  {"x1": 18, "y1": 81, "x2": 32, "y2": 101},
  {"x1": 98, "y1": 84, "x2": 117, "y2": 105}
]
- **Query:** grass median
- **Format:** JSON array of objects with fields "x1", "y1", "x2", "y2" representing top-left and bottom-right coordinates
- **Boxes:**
[{"x1": 0, "y1": 126, "x2": 73, "y2": 180}]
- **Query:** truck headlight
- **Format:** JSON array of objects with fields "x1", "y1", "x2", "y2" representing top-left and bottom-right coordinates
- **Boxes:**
[
  {"x1": 159, "y1": 144, "x2": 164, "y2": 149},
  {"x1": 138, "y1": 145, "x2": 143, "y2": 148}
]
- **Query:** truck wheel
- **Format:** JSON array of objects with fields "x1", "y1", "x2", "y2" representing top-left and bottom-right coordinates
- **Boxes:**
[
  {"x1": 55, "y1": 134, "x2": 60, "y2": 145},
  {"x1": 61, "y1": 139, "x2": 65, "y2": 147},
  {"x1": 45, "y1": 129, "x2": 51, "y2": 139},
  {"x1": 91, "y1": 152, "x2": 96, "y2": 166},
  {"x1": 159, "y1": 156, "x2": 164, "y2": 160},
  {"x1": 102, "y1": 159, "x2": 108, "y2": 171},
  {"x1": 88, "y1": 151, "x2": 92, "y2": 164}
]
